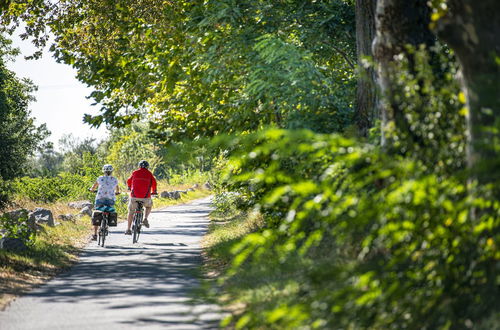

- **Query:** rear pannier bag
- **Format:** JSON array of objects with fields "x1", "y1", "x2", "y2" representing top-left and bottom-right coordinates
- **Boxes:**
[
  {"x1": 108, "y1": 212, "x2": 118, "y2": 227},
  {"x1": 92, "y1": 211, "x2": 103, "y2": 226},
  {"x1": 92, "y1": 211, "x2": 118, "y2": 226}
]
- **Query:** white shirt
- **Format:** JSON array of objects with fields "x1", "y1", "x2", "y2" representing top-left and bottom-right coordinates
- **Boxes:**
[{"x1": 96, "y1": 175, "x2": 119, "y2": 201}]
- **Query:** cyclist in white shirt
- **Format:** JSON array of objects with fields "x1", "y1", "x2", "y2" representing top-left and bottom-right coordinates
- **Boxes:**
[{"x1": 89, "y1": 164, "x2": 120, "y2": 240}]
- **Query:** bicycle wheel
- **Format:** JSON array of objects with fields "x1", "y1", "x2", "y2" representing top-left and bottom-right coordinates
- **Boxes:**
[
  {"x1": 132, "y1": 214, "x2": 141, "y2": 243},
  {"x1": 100, "y1": 216, "x2": 108, "y2": 247}
]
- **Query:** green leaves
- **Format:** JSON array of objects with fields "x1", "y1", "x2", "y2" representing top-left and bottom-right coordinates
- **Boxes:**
[
  {"x1": 0, "y1": 34, "x2": 48, "y2": 186},
  {"x1": 0, "y1": 210, "x2": 35, "y2": 245},
  {"x1": 3, "y1": 0, "x2": 356, "y2": 140},
  {"x1": 213, "y1": 128, "x2": 499, "y2": 329}
]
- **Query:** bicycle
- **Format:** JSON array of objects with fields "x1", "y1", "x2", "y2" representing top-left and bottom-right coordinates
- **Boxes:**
[
  {"x1": 132, "y1": 201, "x2": 144, "y2": 244},
  {"x1": 97, "y1": 211, "x2": 110, "y2": 247},
  {"x1": 90, "y1": 191, "x2": 119, "y2": 247}
]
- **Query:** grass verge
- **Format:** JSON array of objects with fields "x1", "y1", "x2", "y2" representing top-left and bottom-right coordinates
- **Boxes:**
[
  {"x1": 201, "y1": 209, "x2": 267, "y2": 326},
  {"x1": 0, "y1": 213, "x2": 89, "y2": 310},
  {"x1": 202, "y1": 208, "x2": 335, "y2": 329},
  {"x1": 0, "y1": 187, "x2": 212, "y2": 310},
  {"x1": 153, "y1": 188, "x2": 212, "y2": 209}
]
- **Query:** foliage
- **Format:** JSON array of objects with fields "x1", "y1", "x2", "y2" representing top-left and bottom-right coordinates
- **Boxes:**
[
  {"x1": 13, "y1": 153, "x2": 102, "y2": 203},
  {"x1": 13, "y1": 175, "x2": 85, "y2": 203},
  {"x1": 104, "y1": 123, "x2": 217, "y2": 183},
  {"x1": 26, "y1": 134, "x2": 101, "y2": 178},
  {"x1": 212, "y1": 129, "x2": 499, "y2": 329},
  {"x1": 3, "y1": 2, "x2": 498, "y2": 330},
  {"x1": 205, "y1": 210, "x2": 264, "y2": 272},
  {"x1": 1, "y1": 0, "x2": 356, "y2": 140},
  {"x1": 167, "y1": 170, "x2": 210, "y2": 187},
  {"x1": 104, "y1": 124, "x2": 162, "y2": 181},
  {"x1": 58, "y1": 134, "x2": 100, "y2": 175},
  {"x1": 383, "y1": 44, "x2": 466, "y2": 173},
  {"x1": 26, "y1": 141, "x2": 64, "y2": 177},
  {"x1": 211, "y1": 192, "x2": 245, "y2": 218},
  {"x1": 160, "y1": 139, "x2": 214, "y2": 177},
  {"x1": 0, "y1": 34, "x2": 49, "y2": 182},
  {"x1": 0, "y1": 178, "x2": 13, "y2": 209},
  {"x1": 0, "y1": 210, "x2": 35, "y2": 245}
]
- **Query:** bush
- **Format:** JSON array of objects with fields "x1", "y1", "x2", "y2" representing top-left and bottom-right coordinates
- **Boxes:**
[
  {"x1": 212, "y1": 129, "x2": 499, "y2": 329},
  {"x1": 12, "y1": 172, "x2": 97, "y2": 203},
  {"x1": 0, "y1": 178, "x2": 13, "y2": 210},
  {"x1": 168, "y1": 169, "x2": 210, "y2": 186},
  {"x1": 212, "y1": 192, "x2": 246, "y2": 217},
  {"x1": 0, "y1": 210, "x2": 35, "y2": 246}
]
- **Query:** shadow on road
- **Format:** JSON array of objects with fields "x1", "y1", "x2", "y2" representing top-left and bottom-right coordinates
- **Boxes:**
[{"x1": 15, "y1": 197, "x2": 221, "y2": 329}]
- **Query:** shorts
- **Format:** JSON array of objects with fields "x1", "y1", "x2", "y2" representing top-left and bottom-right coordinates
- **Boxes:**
[
  {"x1": 128, "y1": 197, "x2": 153, "y2": 211},
  {"x1": 95, "y1": 198, "x2": 115, "y2": 207}
]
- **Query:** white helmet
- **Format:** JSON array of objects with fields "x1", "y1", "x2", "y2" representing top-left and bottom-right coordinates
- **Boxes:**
[{"x1": 102, "y1": 164, "x2": 114, "y2": 173}]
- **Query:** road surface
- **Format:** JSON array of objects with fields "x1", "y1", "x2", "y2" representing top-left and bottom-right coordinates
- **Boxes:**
[{"x1": 0, "y1": 196, "x2": 221, "y2": 329}]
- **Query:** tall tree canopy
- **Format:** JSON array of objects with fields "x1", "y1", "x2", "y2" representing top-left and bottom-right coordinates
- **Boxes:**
[{"x1": 2, "y1": 0, "x2": 357, "y2": 141}]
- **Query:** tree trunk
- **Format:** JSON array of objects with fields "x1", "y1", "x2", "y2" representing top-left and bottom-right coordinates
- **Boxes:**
[
  {"x1": 435, "y1": 1, "x2": 500, "y2": 189},
  {"x1": 354, "y1": 0, "x2": 377, "y2": 137},
  {"x1": 372, "y1": 0, "x2": 435, "y2": 147}
]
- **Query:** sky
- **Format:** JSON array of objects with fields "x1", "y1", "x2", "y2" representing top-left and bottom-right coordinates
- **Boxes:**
[{"x1": 6, "y1": 32, "x2": 109, "y2": 149}]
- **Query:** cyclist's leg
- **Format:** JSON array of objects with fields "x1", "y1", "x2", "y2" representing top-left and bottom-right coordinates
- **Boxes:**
[
  {"x1": 126, "y1": 211, "x2": 134, "y2": 233},
  {"x1": 126, "y1": 197, "x2": 136, "y2": 234},
  {"x1": 142, "y1": 198, "x2": 153, "y2": 227},
  {"x1": 141, "y1": 207, "x2": 151, "y2": 228},
  {"x1": 92, "y1": 224, "x2": 98, "y2": 240},
  {"x1": 145, "y1": 207, "x2": 152, "y2": 220}
]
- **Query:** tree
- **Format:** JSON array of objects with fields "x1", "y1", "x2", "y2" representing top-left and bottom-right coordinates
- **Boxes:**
[
  {"x1": 1, "y1": 0, "x2": 357, "y2": 141},
  {"x1": 105, "y1": 124, "x2": 162, "y2": 181},
  {"x1": 433, "y1": 1, "x2": 500, "y2": 190},
  {"x1": 27, "y1": 141, "x2": 64, "y2": 176},
  {"x1": 0, "y1": 34, "x2": 48, "y2": 181},
  {"x1": 354, "y1": 0, "x2": 378, "y2": 136},
  {"x1": 372, "y1": 0, "x2": 435, "y2": 147},
  {"x1": 57, "y1": 134, "x2": 99, "y2": 174}
]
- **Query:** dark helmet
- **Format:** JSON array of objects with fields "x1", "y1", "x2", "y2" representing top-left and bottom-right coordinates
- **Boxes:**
[{"x1": 138, "y1": 160, "x2": 149, "y2": 168}]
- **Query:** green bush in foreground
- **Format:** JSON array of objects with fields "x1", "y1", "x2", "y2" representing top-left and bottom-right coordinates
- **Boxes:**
[
  {"x1": 212, "y1": 129, "x2": 499, "y2": 329},
  {"x1": 12, "y1": 152, "x2": 102, "y2": 203},
  {"x1": 0, "y1": 211, "x2": 35, "y2": 246},
  {"x1": 12, "y1": 173, "x2": 95, "y2": 203}
]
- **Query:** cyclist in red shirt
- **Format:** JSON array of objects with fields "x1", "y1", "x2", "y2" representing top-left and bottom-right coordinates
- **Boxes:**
[{"x1": 125, "y1": 160, "x2": 158, "y2": 235}]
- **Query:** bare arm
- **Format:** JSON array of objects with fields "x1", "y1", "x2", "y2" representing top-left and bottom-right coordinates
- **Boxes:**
[
  {"x1": 90, "y1": 181, "x2": 98, "y2": 192},
  {"x1": 151, "y1": 175, "x2": 158, "y2": 195}
]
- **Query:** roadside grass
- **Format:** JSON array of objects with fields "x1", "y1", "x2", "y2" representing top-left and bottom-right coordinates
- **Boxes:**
[
  {"x1": 202, "y1": 210, "x2": 263, "y2": 274},
  {"x1": 202, "y1": 209, "x2": 339, "y2": 329},
  {"x1": 0, "y1": 185, "x2": 212, "y2": 310},
  {"x1": 0, "y1": 214, "x2": 89, "y2": 310},
  {"x1": 202, "y1": 209, "x2": 285, "y2": 326},
  {"x1": 156, "y1": 181, "x2": 195, "y2": 192},
  {"x1": 153, "y1": 188, "x2": 212, "y2": 209}
]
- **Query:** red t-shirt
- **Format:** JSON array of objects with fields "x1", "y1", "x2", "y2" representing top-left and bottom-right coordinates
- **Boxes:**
[{"x1": 127, "y1": 168, "x2": 157, "y2": 198}]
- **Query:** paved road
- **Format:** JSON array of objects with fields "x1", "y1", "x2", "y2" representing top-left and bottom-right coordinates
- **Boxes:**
[{"x1": 0, "y1": 197, "x2": 221, "y2": 330}]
